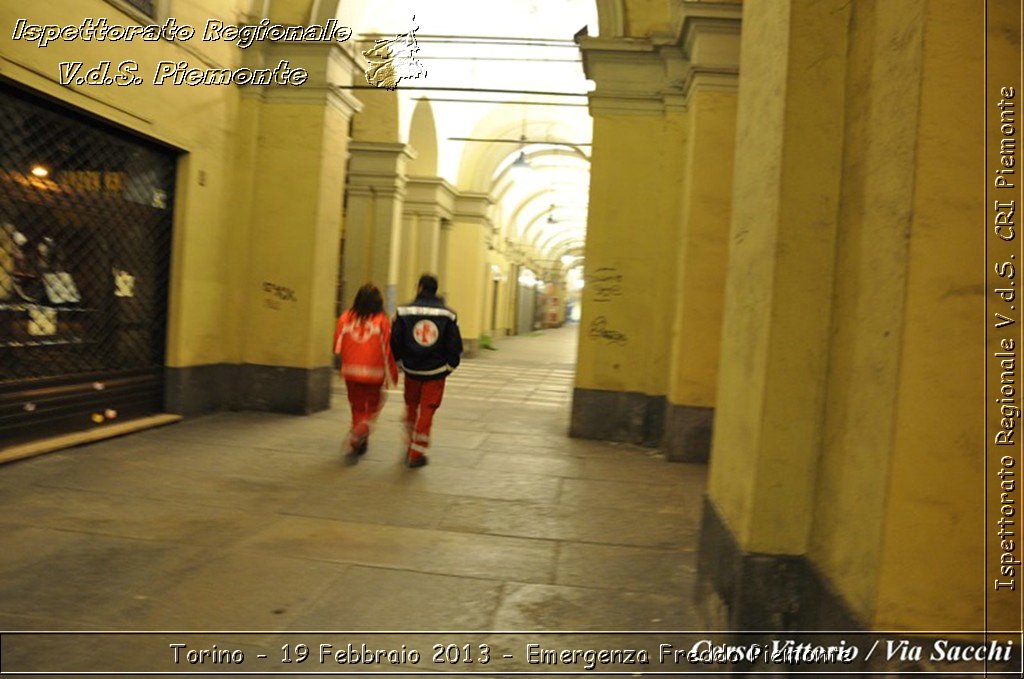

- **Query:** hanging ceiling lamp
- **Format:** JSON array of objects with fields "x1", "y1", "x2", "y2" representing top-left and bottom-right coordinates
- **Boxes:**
[
  {"x1": 510, "y1": 134, "x2": 530, "y2": 173},
  {"x1": 510, "y1": 105, "x2": 531, "y2": 175}
]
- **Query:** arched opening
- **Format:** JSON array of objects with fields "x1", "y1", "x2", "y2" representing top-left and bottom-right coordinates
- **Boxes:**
[
  {"x1": 407, "y1": 98, "x2": 439, "y2": 176},
  {"x1": 334, "y1": 0, "x2": 597, "y2": 359}
]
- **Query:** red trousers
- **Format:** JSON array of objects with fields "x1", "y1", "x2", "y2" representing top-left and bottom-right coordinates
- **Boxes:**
[
  {"x1": 404, "y1": 377, "x2": 446, "y2": 458},
  {"x1": 345, "y1": 380, "x2": 385, "y2": 447}
]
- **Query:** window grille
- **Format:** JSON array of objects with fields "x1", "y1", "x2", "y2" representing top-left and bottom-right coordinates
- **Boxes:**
[{"x1": 0, "y1": 82, "x2": 176, "y2": 444}]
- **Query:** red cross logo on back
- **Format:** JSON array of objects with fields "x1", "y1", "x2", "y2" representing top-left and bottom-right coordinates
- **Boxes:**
[
  {"x1": 349, "y1": 322, "x2": 371, "y2": 343},
  {"x1": 413, "y1": 319, "x2": 439, "y2": 347}
]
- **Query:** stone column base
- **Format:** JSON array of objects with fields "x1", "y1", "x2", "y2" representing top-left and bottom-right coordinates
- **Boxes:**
[
  {"x1": 663, "y1": 403, "x2": 714, "y2": 462},
  {"x1": 462, "y1": 338, "x2": 480, "y2": 359},
  {"x1": 695, "y1": 494, "x2": 862, "y2": 633},
  {"x1": 570, "y1": 387, "x2": 665, "y2": 447},
  {"x1": 696, "y1": 496, "x2": 1020, "y2": 674},
  {"x1": 165, "y1": 364, "x2": 333, "y2": 417}
]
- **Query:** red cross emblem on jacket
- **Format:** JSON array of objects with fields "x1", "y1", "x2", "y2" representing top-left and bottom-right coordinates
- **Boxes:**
[{"x1": 413, "y1": 319, "x2": 439, "y2": 347}]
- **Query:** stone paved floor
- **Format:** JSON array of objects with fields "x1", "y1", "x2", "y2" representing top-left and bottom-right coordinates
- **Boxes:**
[{"x1": 0, "y1": 325, "x2": 707, "y2": 676}]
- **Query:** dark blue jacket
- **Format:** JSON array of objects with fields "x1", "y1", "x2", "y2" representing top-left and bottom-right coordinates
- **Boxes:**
[{"x1": 391, "y1": 294, "x2": 463, "y2": 380}]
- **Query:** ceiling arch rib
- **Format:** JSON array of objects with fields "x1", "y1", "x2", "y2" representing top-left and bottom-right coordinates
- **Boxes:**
[
  {"x1": 459, "y1": 105, "x2": 593, "y2": 192},
  {"x1": 519, "y1": 212, "x2": 586, "y2": 263},
  {"x1": 407, "y1": 98, "x2": 439, "y2": 176},
  {"x1": 332, "y1": 0, "x2": 596, "y2": 289},
  {"x1": 537, "y1": 226, "x2": 586, "y2": 256}
]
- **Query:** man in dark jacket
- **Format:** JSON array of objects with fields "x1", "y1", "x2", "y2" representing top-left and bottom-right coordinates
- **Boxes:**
[{"x1": 390, "y1": 273, "x2": 463, "y2": 468}]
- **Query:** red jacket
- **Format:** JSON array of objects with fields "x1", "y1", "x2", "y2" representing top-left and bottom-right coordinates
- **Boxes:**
[{"x1": 333, "y1": 310, "x2": 399, "y2": 386}]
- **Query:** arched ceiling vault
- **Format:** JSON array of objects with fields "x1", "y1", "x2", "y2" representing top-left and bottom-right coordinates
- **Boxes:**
[{"x1": 329, "y1": 0, "x2": 597, "y2": 269}]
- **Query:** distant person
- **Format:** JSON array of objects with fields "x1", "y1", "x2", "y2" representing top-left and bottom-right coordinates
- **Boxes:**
[
  {"x1": 333, "y1": 283, "x2": 398, "y2": 464},
  {"x1": 390, "y1": 274, "x2": 463, "y2": 468}
]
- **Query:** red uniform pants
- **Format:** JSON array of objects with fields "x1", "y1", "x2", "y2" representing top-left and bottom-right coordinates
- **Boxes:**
[
  {"x1": 403, "y1": 377, "x2": 446, "y2": 458},
  {"x1": 345, "y1": 380, "x2": 385, "y2": 447}
]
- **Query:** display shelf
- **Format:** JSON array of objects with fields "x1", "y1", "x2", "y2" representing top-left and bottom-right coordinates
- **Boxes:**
[
  {"x1": 0, "y1": 337, "x2": 94, "y2": 349},
  {"x1": 0, "y1": 302, "x2": 95, "y2": 312}
]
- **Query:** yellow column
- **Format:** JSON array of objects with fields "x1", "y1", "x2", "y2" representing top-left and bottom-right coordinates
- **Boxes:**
[
  {"x1": 445, "y1": 193, "x2": 493, "y2": 356},
  {"x1": 662, "y1": 7, "x2": 741, "y2": 462},
  {"x1": 982, "y1": 0, "x2": 1023, "y2": 632},
  {"x1": 698, "y1": 0, "x2": 851, "y2": 628},
  {"x1": 239, "y1": 42, "x2": 363, "y2": 413},
  {"x1": 401, "y1": 177, "x2": 457, "y2": 301},
  {"x1": 571, "y1": 36, "x2": 688, "y2": 445},
  {"x1": 700, "y1": 0, "x2": 1020, "y2": 639},
  {"x1": 341, "y1": 142, "x2": 414, "y2": 312},
  {"x1": 863, "y1": 0, "x2": 1011, "y2": 631}
]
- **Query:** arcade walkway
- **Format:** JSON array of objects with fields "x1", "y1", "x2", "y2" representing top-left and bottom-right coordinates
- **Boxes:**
[{"x1": 0, "y1": 326, "x2": 707, "y2": 672}]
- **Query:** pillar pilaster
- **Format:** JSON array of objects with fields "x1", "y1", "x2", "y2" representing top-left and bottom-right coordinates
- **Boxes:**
[
  {"x1": 570, "y1": 27, "x2": 688, "y2": 446},
  {"x1": 342, "y1": 141, "x2": 415, "y2": 313},
  {"x1": 662, "y1": 3, "x2": 741, "y2": 462},
  {"x1": 697, "y1": 0, "x2": 851, "y2": 630},
  {"x1": 447, "y1": 192, "x2": 494, "y2": 357},
  {"x1": 166, "y1": 40, "x2": 364, "y2": 416},
  {"x1": 400, "y1": 177, "x2": 457, "y2": 301},
  {"x1": 697, "y1": 0, "x2": 1012, "y2": 638}
]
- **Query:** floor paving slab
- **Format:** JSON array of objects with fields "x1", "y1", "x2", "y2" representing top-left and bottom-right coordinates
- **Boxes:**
[
  {"x1": 438, "y1": 498, "x2": 695, "y2": 549},
  {"x1": 282, "y1": 565, "x2": 503, "y2": 630},
  {"x1": 0, "y1": 326, "x2": 708, "y2": 674},
  {"x1": 492, "y1": 582, "x2": 699, "y2": 630},
  {"x1": 234, "y1": 515, "x2": 560, "y2": 584}
]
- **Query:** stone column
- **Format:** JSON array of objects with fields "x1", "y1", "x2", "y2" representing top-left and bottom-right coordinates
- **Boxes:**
[
  {"x1": 447, "y1": 192, "x2": 494, "y2": 357},
  {"x1": 342, "y1": 142, "x2": 415, "y2": 313},
  {"x1": 662, "y1": 4, "x2": 741, "y2": 462},
  {"x1": 570, "y1": 32, "x2": 689, "y2": 446},
  {"x1": 698, "y1": 0, "x2": 1011, "y2": 637},
  {"x1": 401, "y1": 177, "x2": 457, "y2": 301},
  {"x1": 696, "y1": 0, "x2": 851, "y2": 629},
  {"x1": 237, "y1": 41, "x2": 363, "y2": 414}
]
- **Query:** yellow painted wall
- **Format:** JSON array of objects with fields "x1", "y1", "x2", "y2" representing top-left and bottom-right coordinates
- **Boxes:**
[
  {"x1": 805, "y1": 0, "x2": 1011, "y2": 633},
  {"x1": 666, "y1": 87, "x2": 736, "y2": 408},
  {"x1": 414, "y1": 215, "x2": 444, "y2": 302},
  {"x1": 351, "y1": 89, "x2": 400, "y2": 142},
  {"x1": 484, "y1": 250, "x2": 511, "y2": 335},
  {"x1": 269, "y1": 0, "x2": 316, "y2": 25},
  {"x1": 623, "y1": 0, "x2": 672, "y2": 37},
  {"x1": 398, "y1": 213, "x2": 420, "y2": 302},
  {"x1": 344, "y1": 183, "x2": 404, "y2": 306},
  {"x1": 712, "y1": 0, "x2": 1008, "y2": 632},
  {"x1": 576, "y1": 112, "x2": 686, "y2": 396},
  {"x1": 407, "y1": 100, "x2": 439, "y2": 176}
]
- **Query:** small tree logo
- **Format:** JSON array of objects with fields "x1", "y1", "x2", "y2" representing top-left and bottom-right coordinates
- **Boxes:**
[{"x1": 363, "y1": 17, "x2": 427, "y2": 90}]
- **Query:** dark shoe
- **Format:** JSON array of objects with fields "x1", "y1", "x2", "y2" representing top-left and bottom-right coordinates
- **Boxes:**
[
  {"x1": 406, "y1": 453, "x2": 428, "y2": 468},
  {"x1": 342, "y1": 438, "x2": 366, "y2": 464}
]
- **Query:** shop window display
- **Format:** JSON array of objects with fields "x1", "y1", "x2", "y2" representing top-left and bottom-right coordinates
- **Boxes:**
[{"x1": 0, "y1": 82, "x2": 176, "y2": 444}]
